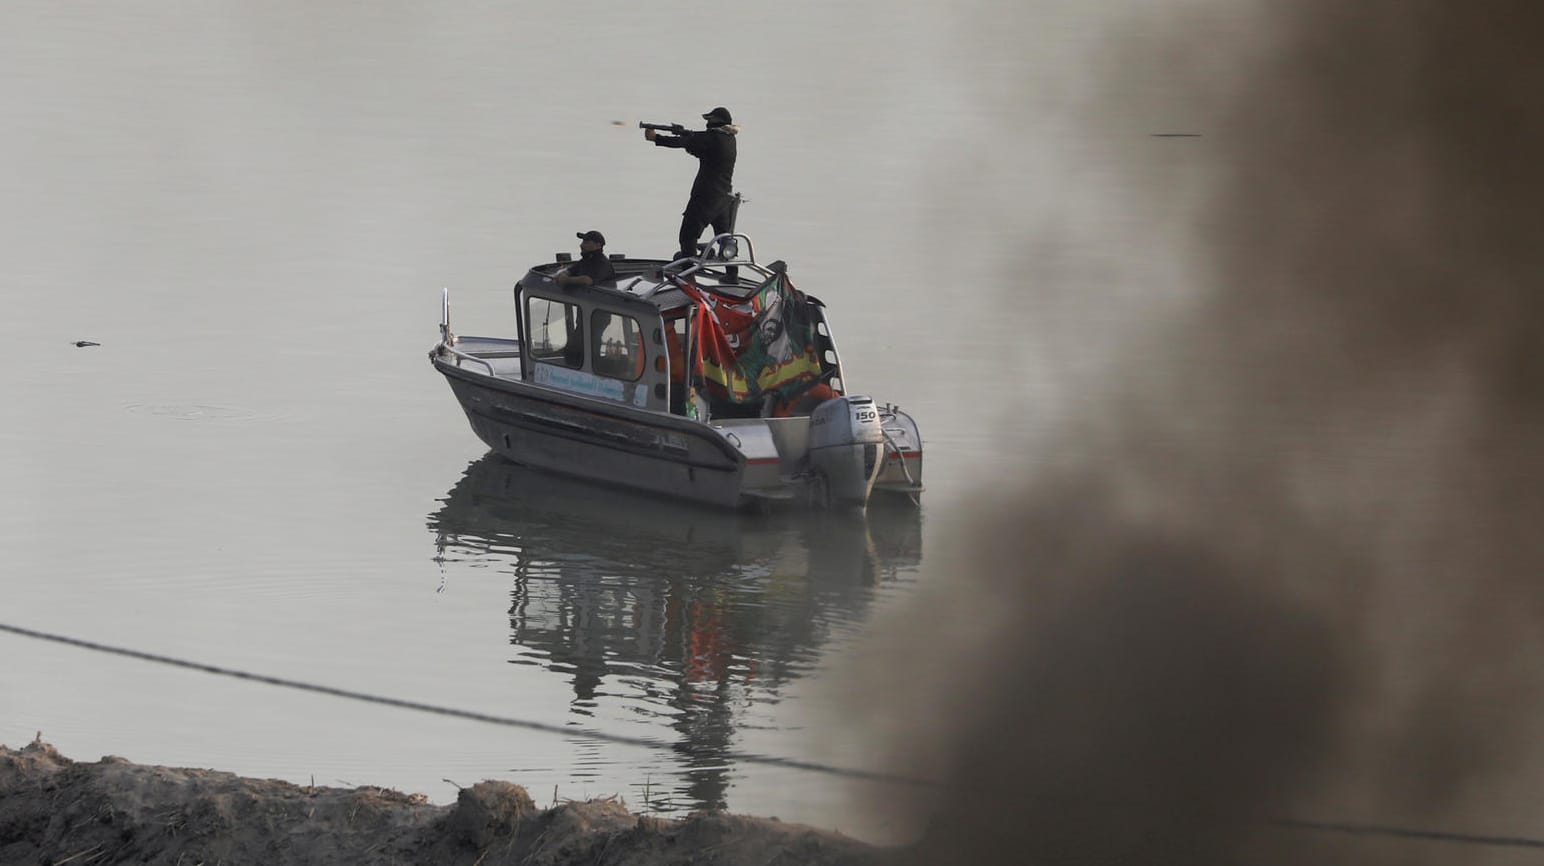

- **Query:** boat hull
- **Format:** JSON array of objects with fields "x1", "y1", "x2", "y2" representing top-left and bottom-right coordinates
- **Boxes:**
[{"x1": 436, "y1": 358, "x2": 754, "y2": 508}]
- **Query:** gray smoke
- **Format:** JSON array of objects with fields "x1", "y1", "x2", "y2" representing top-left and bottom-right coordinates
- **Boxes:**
[{"x1": 844, "y1": 1, "x2": 1544, "y2": 863}]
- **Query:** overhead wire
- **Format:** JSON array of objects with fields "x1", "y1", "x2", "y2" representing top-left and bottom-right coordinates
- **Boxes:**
[
  {"x1": 4, "y1": 619, "x2": 1543, "y2": 851},
  {"x1": 0, "y1": 620, "x2": 928, "y2": 788}
]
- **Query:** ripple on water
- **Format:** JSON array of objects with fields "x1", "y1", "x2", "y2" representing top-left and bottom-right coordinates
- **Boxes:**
[{"x1": 122, "y1": 402, "x2": 272, "y2": 423}]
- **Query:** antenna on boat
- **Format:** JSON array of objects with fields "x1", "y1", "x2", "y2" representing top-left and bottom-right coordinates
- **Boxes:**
[{"x1": 440, "y1": 287, "x2": 455, "y2": 346}]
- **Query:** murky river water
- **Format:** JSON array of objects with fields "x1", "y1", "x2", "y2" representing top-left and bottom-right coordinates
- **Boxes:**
[
  {"x1": 0, "y1": 0, "x2": 1100, "y2": 842},
  {"x1": 11, "y1": 4, "x2": 1542, "y2": 860}
]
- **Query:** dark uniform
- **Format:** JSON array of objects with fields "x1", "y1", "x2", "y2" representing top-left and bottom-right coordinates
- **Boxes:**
[
  {"x1": 561, "y1": 230, "x2": 615, "y2": 287},
  {"x1": 566, "y1": 248, "x2": 615, "y2": 285},
  {"x1": 652, "y1": 107, "x2": 738, "y2": 260}
]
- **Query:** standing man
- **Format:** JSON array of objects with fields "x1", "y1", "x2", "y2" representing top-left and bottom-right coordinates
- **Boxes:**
[
  {"x1": 645, "y1": 106, "x2": 738, "y2": 261},
  {"x1": 555, "y1": 230, "x2": 615, "y2": 287}
]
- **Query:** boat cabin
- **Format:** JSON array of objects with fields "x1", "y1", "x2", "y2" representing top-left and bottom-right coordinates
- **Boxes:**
[{"x1": 512, "y1": 239, "x2": 845, "y2": 420}]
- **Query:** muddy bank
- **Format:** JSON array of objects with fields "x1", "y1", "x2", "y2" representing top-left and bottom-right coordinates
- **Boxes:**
[{"x1": 0, "y1": 741, "x2": 887, "y2": 866}]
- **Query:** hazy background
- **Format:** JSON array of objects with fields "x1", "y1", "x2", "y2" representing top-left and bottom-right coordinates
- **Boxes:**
[{"x1": 6, "y1": 0, "x2": 1539, "y2": 861}]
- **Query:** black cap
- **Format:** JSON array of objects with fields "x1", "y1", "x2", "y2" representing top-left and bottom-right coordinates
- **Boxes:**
[
  {"x1": 576, "y1": 230, "x2": 605, "y2": 245},
  {"x1": 702, "y1": 106, "x2": 732, "y2": 125}
]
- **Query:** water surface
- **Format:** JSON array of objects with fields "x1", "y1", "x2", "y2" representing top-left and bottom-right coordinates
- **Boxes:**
[{"x1": 0, "y1": 0, "x2": 1044, "y2": 840}]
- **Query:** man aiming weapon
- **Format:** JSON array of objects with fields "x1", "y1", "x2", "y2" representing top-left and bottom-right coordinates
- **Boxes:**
[{"x1": 641, "y1": 107, "x2": 740, "y2": 262}]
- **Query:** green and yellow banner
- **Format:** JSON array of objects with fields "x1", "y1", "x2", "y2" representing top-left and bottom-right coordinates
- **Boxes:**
[{"x1": 683, "y1": 274, "x2": 823, "y2": 405}]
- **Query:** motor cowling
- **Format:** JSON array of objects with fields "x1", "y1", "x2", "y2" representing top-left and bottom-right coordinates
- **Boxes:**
[{"x1": 807, "y1": 395, "x2": 885, "y2": 507}]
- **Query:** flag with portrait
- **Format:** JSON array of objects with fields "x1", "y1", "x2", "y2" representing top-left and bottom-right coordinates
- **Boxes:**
[{"x1": 681, "y1": 273, "x2": 824, "y2": 404}]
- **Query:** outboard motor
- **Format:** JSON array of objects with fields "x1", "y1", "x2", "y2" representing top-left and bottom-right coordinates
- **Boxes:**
[{"x1": 807, "y1": 395, "x2": 885, "y2": 508}]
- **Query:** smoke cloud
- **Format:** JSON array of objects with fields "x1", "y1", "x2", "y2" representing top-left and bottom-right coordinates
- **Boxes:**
[{"x1": 844, "y1": 1, "x2": 1544, "y2": 863}]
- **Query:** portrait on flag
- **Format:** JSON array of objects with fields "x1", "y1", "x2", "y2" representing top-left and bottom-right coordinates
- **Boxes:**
[{"x1": 684, "y1": 273, "x2": 824, "y2": 405}]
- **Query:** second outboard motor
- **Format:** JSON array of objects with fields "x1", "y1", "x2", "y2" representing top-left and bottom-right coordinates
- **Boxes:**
[{"x1": 807, "y1": 395, "x2": 885, "y2": 508}]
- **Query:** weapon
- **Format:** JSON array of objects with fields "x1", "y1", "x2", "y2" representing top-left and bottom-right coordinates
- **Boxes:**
[{"x1": 639, "y1": 121, "x2": 690, "y2": 135}]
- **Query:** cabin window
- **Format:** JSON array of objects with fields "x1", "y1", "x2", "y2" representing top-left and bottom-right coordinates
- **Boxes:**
[
  {"x1": 590, "y1": 310, "x2": 646, "y2": 381},
  {"x1": 527, "y1": 298, "x2": 584, "y2": 369}
]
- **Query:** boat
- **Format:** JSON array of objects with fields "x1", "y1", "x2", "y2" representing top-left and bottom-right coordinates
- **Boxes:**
[{"x1": 428, "y1": 233, "x2": 923, "y2": 510}]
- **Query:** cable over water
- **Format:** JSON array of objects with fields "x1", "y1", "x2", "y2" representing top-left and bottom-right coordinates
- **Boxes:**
[{"x1": 5, "y1": 620, "x2": 1542, "y2": 851}]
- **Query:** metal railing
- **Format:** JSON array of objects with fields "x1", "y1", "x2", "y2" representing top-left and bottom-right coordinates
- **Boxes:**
[
  {"x1": 662, "y1": 232, "x2": 773, "y2": 283},
  {"x1": 436, "y1": 343, "x2": 497, "y2": 377}
]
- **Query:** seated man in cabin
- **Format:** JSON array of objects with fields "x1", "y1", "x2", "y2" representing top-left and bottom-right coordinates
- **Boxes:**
[{"x1": 554, "y1": 230, "x2": 616, "y2": 288}]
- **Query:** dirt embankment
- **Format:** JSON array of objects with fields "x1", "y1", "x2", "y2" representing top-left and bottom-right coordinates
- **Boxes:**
[{"x1": 0, "y1": 741, "x2": 887, "y2": 866}]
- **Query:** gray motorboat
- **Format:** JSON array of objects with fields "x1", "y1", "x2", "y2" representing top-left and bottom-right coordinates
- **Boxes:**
[{"x1": 429, "y1": 234, "x2": 923, "y2": 510}]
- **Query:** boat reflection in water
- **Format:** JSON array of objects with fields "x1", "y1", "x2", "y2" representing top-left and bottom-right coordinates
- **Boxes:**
[{"x1": 426, "y1": 454, "x2": 922, "y2": 814}]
